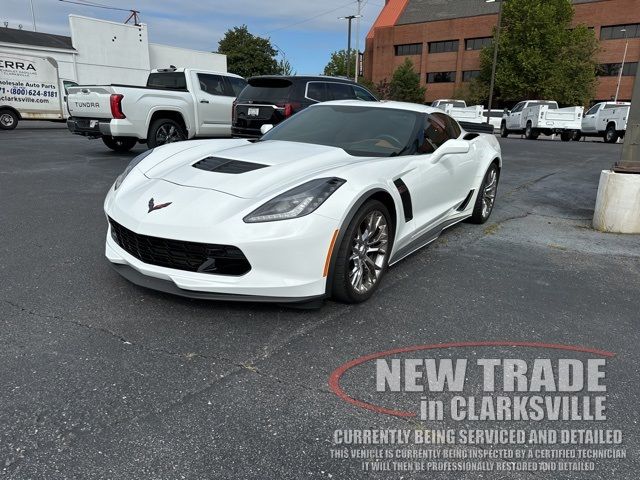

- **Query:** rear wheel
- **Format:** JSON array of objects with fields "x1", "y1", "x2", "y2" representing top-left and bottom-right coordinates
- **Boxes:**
[
  {"x1": 560, "y1": 131, "x2": 573, "y2": 142},
  {"x1": 147, "y1": 118, "x2": 186, "y2": 148},
  {"x1": 500, "y1": 122, "x2": 509, "y2": 138},
  {"x1": 332, "y1": 200, "x2": 392, "y2": 304},
  {"x1": 525, "y1": 122, "x2": 539, "y2": 140},
  {"x1": 469, "y1": 163, "x2": 500, "y2": 224},
  {"x1": 102, "y1": 136, "x2": 137, "y2": 152},
  {"x1": 0, "y1": 109, "x2": 18, "y2": 130},
  {"x1": 572, "y1": 131, "x2": 582, "y2": 142},
  {"x1": 604, "y1": 123, "x2": 618, "y2": 144}
]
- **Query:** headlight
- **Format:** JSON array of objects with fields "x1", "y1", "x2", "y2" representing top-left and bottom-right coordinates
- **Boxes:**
[
  {"x1": 243, "y1": 177, "x2": 346, "y2": 223},
  {"x1": 113, "y1": 148, "x2": 154, "y2": 190}
]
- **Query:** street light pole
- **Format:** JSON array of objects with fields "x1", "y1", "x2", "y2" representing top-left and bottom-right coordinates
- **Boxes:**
[
  {"x1": 614, "y1": 28, "x2": 629, "y2": 102},
  {"x1": 29, "y1": 0, "x2": 37, "y2": 31},
  {"x1": 486, "y1": 0, "x2": 503, "y2": 124},
  {"x1": 615, "y1": 61, "x2": 640, "y2": 171},
  {"x1": 355, "y1": 0, "x2": 362, "y2": 82},
  {"x1": 339, "y1": 15, "x2": 361, "y2": 79}
]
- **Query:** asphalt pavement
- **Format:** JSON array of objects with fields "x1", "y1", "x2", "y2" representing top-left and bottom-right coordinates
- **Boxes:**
[{"x1": 1, "y1": 127, "x2": 639, "y2": 479}]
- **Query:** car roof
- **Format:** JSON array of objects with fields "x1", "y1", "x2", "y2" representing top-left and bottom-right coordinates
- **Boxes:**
[
  {"x1": 151, "y1": 68, "x2": 244, "y2": 79},
  {"x1": 247, "y1": 75, "x2": 359, "y2": 84},
  {"x1": 311, "y1": 100, "x2": 437, "y2": 114}
]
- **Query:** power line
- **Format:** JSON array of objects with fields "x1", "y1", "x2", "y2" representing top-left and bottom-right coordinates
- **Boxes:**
[
  {"x1": 57, "y1": 0, "x2": 133, "y2": 13},
  {"x1": 266, "y1": 1, "x2": 357, "y2": 33}
]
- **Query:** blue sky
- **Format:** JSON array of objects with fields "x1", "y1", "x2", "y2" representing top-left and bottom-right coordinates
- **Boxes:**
[{"x1": 2, "y1": 0, "x2": 384, "y2": 74}]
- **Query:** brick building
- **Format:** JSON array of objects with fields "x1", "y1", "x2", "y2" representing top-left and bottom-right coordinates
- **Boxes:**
[{"x1": 364, "y1": 0, "x2": 640, "y2": 104}]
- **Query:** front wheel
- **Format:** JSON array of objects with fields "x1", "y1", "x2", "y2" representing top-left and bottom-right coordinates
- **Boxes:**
[
  {"x1": 332, "y1": 200, "x2": 392, "y2": 304},
  {"x1": 0, "y1": 109, "x2": 18, "y2": 130},
  {"x1": 500, "y1": 122, "x2": 509, "y2": 138},
  {"x1": 468, "y1": 163, "x2": 500, "y2": 224},
  {"x1": 147, "y1": 119, "x2": 185, "y2": 148},
  {"x1": 102, "y1": 136, "x2": 137, "y2": 152}
]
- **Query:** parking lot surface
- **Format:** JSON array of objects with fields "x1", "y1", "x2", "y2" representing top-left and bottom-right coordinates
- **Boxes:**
[{"x1": 1, "y1": 128, "x2": 639, "y2": 479}]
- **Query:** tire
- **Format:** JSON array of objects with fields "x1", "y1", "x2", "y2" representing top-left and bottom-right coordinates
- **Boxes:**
[
  {"x1": 102, "y1": 136, "x2": 137, "y2": 152},
  {"x1": 0, "y1": 109, "x2": 18, "y2": 130},
  {"x1": 525, "y1": 122, "x2": 539, "y2": 140},
  {"x1": 332, "y1": 200, "x2": 392, "y2": 304},
  {"x1": 500, "y1": 122, "x2": 509, "y2": 138},
  {"x1": 147, "y1": 118, "x2": 186, "y2": 148},
  {"x1": 604, "y1": 124, "x2": 618, "y2": 144},
  {"x1": 469, "y1": 163, "x2": 500, "y2": 224},
  {"x1": 572, "y1": 131, "x2": 582, "y2": 142},
  {"x1": 560, "y1": 131, "x2": 572, "y2": 142}
]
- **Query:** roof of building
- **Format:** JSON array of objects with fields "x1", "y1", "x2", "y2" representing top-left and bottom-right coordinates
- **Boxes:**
[
  {"x1": 397, "y1": 0, "x2": 603, "y2": 25},
  {"x1": 0, "y1": 27, "x2": 74, "y2": 50}
]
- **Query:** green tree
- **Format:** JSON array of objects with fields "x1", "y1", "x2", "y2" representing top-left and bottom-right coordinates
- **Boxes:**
[
  {"x1": 277, "y1": 58, "x2": 295, "y2": 76},
  {"x1": 323, "y1": 49, "x2": 356, "y2": 77},
  {"x1": 217, "y1": 25, "x2": 279, "y2": 78},
  {"x1": 388, "y1": 58, "x2": 426, "y2": 103},
  {"x1": 478, "y1": 0, "x2": 598, "y2": 105}
]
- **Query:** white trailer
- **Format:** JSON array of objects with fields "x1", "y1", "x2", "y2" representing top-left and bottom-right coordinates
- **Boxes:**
[
  {"x1": 500, "y1": 100, "x2": 583, "y2": 141},
  {"x1": 0, "y1": 50, "x2": 77, "y2": 130},
  {"x1": 575, "y1": 102, "x2": 630, "y2": 143}
]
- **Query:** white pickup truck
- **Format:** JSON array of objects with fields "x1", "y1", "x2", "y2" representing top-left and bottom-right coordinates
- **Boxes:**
[
  {"x1": 500, "y1": 100, "x2": 583, "y2": 141},
  {"x1": 432, "y1": 99, "x2": 485, "y2": 124},
  {"x1": 574, "y1": 101, "x2": 630, "y2": 143},
  {"x1": 66, "y1": 67, "x2": 247, "y2": 151}
]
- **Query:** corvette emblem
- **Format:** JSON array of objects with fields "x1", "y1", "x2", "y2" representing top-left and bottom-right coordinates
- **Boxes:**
[{"x1": 148, "y1": 198, "x2": 172, "y2": 213}]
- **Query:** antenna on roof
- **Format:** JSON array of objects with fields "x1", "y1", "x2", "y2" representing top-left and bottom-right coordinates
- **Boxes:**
[{"x1": 58, "y1": 0, "x2": 142, "y2": 26}]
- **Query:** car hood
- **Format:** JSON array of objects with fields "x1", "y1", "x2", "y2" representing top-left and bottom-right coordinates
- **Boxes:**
[{"x1": 144, "y1": 140, "x2": 361, "y2": 199}]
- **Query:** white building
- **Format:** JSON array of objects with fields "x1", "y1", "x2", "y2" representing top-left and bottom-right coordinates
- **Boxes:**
[{"x1": 0, "y1": 15, "x2": 226, "y2": 86}]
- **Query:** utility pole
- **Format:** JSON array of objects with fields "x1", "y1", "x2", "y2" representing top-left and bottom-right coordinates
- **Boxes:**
[
  {"x1": 614, "y1": 28, "x2": 629, "y2": 102},
  {"x1": 29, "y1": 0, "x2": 37, "y2": 31},
  {"x1": 339, "y1": 14, "x2": 361, "y2": 79},
  {"x1": 486, "y1": 0, "x2": 503, "y2": 124},
  {"x1": 354, "y1": 0, "x2": 362, "y2": 82},
  {"x1": 615, "y1": 62, "x2": 640, "y2": 171}
]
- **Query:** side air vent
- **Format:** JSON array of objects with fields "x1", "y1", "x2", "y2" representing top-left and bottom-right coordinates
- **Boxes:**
[
  {"x1": 393, "y1": 178, "x2": 413, "y2": 222},
  {"x1": 463, "y1": 133, "x2": 480, "y2": 140},
  {"x1": 457, "y1": 189, "x2": 475, "y2": 211},
  {"x1": 193, "y1": 157, "x2": 267, "y2": 174}
]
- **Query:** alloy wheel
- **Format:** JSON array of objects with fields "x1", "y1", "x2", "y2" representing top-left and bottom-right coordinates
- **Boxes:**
[
  {"x1": 156, "y1": 124, "x2": 183, "y2": 145},
  {"x1": 348, "y1": 211, "x2": 389, "y2": 294},
  {"x1": 482, "y1": 168, "x2": 498, "y2": 218}
]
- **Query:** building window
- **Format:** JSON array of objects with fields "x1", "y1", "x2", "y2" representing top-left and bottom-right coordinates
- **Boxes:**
[
  {"x1": 600, "y1": 24, "x2": 640, "y2": 40},
  {"x1": 597, "y1": 62, "x2": 638, "y2": 76},
  {"x1": 465, "y1": 37, "x2": 492, "y2": 50},
  {"x1": 395, "y1": 43, "x2": 423, "y2": 56},
  {"x1": 426, "y1": 71, "x2": 456, "y2": 83},
  {"x1": 462, "y1": 70, "x2": 481, "y2": 82},
  {"x1": 428, "y1": 40, "x2": 459, "y2": 54}
]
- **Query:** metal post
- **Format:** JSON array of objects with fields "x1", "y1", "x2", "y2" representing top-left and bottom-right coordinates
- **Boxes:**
[
  {"x1": 29, "y1": 0, "x2": 37, "y2": 32},
  {"x1": 486, "y1": 0, "x2": 503, "y2": 124},
  {"x1": 614, "y1": 32, "x2": 629, "y2": 102},
  {"x1": 347, "y1": 18, "x2": 353, "y2": 78},
  {"x1": 614, "y1": 62, "x2": 640, "y2": 172},
  {"x1": 355, "y1": 0, "x2": 362, "y2": 82}
]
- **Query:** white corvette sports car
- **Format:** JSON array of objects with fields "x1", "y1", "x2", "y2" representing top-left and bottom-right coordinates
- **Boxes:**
[{"x1": 104, "y1": 101, "x2": 501, "y2": 305}]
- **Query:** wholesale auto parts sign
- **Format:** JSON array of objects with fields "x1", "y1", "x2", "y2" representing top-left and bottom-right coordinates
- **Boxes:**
[
  {"x1": 328, "y1": 342, "x2": 626, "y2": 474},
  {"x1": 0, "y1": 52, "x2": 62, "y2": 116}
]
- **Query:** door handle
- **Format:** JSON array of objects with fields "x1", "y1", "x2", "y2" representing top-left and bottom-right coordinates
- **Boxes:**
[{"x1": 200, "y1": 99, "x2": 209, "y2": 104}]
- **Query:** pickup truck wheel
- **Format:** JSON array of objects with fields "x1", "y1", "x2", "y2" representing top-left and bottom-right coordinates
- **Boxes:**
[
  {"x1": 500, "y1": 122, "x2": 509, "y2": 138},
  {"x1": 148, "y1": 119, "x2": 185, "y2": 148},
  {"x1": 560, "y1": 131, "x2": 572, "y2": 142},
  {"x1": 604, "y1": 124, "x2": 618, "y2": 144},
  {"x1": 102, "y1": 136, "x2": 137, "y2": 152},
  {"x1": 572, "y1": 131, "x2": 582, "y2": 142},
  {"x1": 0, "y1": 110, "x2": 18, "y2": 130},
  {"x1": 525, "y1": 123, "x2": 539, "y2": 140}
]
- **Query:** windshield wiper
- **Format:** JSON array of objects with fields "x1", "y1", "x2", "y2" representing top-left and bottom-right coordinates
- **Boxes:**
[{"x1": 390, "y1": 145, "x2": 412, "y2": 157}]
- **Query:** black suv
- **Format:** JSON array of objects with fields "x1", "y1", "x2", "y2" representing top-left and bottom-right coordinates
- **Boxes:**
[{"x1": 232, "y1": 75, "x2": 378, "y2": 138}]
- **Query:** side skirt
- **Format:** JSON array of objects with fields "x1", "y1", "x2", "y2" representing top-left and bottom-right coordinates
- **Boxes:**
[{"x1": 389, "y1": 216, "x2": 469, "y2": 266}]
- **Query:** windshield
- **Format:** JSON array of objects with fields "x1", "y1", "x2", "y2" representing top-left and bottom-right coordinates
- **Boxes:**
[{"x1": 260, "y1": 105, "x2": 422, "y2": 157}]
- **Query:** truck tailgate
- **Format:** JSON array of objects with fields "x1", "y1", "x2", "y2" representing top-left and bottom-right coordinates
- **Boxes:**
[
  {"x1": 67, "y1": 86, "x2": 115, "y2": 118},
  {"x1": 540, "y1": 106, "x2": 583, "y2": 129}
]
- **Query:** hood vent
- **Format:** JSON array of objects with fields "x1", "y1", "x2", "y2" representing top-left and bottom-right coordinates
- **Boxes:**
[{"x1": 193, "y1": 157, "x2": 268, "y2": 174}]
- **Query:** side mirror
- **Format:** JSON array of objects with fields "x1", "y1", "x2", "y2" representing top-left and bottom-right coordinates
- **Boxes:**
[
  {"x1": 431, "y1": 139, "x2": 470, "y2": 163},
  {"x1": 504, "y1": 108, "x2": 510, "y2": 115},
  {"x1": 260, "y1": 124, "x2": 274, "y2": 135}
]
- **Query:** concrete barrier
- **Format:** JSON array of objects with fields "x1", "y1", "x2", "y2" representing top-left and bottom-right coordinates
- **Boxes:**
[{"x1": 593, "y1": 170, "x2": 640, "y2": 234}]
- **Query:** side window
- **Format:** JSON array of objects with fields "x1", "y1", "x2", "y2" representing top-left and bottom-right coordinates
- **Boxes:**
[
  {"x1": 306, "y1": 82, "x2": 328, "y2": 102},
  {"x1": 353, "y1": 85, "x2": 377, "y2": 101},
  {"x1": 419, "y1": 114, "x2": 452, "y2": 154},
  {"x1": 326, "y1": 82, "x2": 355, "y2": 100},
  {"x1": 511, "y1": 103, "x2": 524, "y2": 113},
  {"x1": 433, "y1": 112, "x2": 461, "y2": 139},
  {"x1": 586, "y1": 104, "x2": 602, "y2": 115},
  {"x1": 226, "y1": 77, "x2": 247, "y2": 96},
  {"x1": 197, "y1": 74, "x2": 226, "y2": 96}
]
